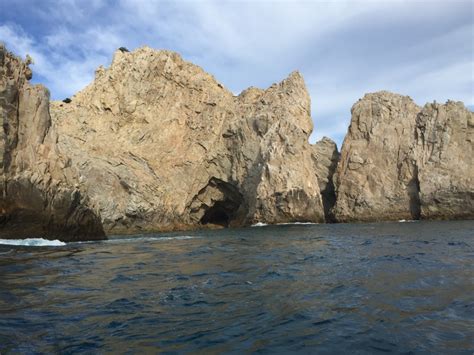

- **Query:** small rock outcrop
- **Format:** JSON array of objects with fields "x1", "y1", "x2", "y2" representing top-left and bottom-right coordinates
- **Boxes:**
[
  {"x1": 311, "y1": 137, "x2": 339, "y2": 221},
  {"x1": 0, "y1": 45, "x2": 105, "y2": 241},
  {"x1": 333, "y1": 91, "x2": 473, "y2": 221}
]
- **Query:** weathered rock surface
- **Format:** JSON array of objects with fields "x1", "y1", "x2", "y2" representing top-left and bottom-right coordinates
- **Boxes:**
[
  {"x1": 48, "y1": 46, "x2": 325, "y2": 236},
  {"x1": 311, "y1": 137, "x2": 339, "y2": 221},
  {"x1": 0, "y1": 45, "x2": 105, "y2": 240},
  {"x1": 332, "y1": 92, "x2": 421, "y2": 221},
  {"x1": 333, "y1": 91, "x2": 473, "y2": 221},
  {"x1": 415, "y1": 101, "x2": 473, "y2": 219}
]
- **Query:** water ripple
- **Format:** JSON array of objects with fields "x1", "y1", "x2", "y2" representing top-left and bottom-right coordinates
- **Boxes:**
[{"x1": 0, "y1": 220, "x2": 473, "y2": 353}]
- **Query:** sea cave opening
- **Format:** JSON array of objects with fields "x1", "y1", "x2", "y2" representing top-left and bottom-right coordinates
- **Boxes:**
[
  {"x1": 197, "y1": 178, "x2": 244, "y2": 228},
  {"x1": 200, "y1": 201, "x2": 233, "y2": 227}
]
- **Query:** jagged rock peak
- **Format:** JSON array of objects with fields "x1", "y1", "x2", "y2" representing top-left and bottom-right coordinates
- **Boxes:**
[
  {"x1": 354, "y1": 91, "x2": 418, "y2": 108},
  {"x1": 0, "y1": 44, "x2": 33, "y2": 83}
]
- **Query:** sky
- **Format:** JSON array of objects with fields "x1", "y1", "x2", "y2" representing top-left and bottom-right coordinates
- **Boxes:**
[{"x1": 0, "y1": 0, "x2": 472, "y2": 146}]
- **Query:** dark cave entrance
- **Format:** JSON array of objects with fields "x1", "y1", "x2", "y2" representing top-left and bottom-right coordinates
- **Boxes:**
[
  {"x1": 195, "y1": 178, "x2": 244, "y2": 228},
  {"x1": 200, "y1": 201, "x2": 236, "y2": 227}
]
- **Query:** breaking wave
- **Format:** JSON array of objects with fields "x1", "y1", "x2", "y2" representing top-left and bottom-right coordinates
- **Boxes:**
[
  {"x1": 0, "y1": 238, "x2": 66, "y2": 247},
  {"x1": 277, "y1": 222, "x2": 318, "y2": 225},
  {"x1": 252, "y1": 222, "x2": 318, "y2": 227}
]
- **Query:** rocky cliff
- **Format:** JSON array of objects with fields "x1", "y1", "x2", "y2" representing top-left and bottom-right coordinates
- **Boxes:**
[
  {"x1": 415, "y1": 101, "x2": 473, "y2": 219},
  {"x1": 1, "y1": 44, "x2": 472, "y2": 241},
  {"x1": 0, "y1": 44, "x2": 105, "y2": 240},
  {"x1": 333, "y1": 92, "x2": 473, "y2": 221},
  {"x1": 19, "y1": 46, "x2": 325, "y2": 239}
]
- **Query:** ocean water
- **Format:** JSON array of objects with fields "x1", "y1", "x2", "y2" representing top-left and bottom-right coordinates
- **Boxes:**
[{"x1": 0, "y1": 220, "x2": 473, "y2": 354}]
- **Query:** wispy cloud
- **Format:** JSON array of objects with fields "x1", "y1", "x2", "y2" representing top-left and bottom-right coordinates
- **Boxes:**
[{"x1": 1, "y1": 0, "x2": 472, "y2": 147}]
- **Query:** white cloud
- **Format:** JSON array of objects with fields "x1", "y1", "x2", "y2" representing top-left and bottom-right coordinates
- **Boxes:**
[
  {"x1": 0, "y1": 24, "x2": 36, "y2": 60},
  {"x1": 0, "y1": 23, "x2": 117, "y2": 99}
]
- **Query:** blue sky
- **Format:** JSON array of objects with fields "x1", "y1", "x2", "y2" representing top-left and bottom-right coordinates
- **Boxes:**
[{"x1": 1, "y1": 0, "x2": 472, "y2": 146}]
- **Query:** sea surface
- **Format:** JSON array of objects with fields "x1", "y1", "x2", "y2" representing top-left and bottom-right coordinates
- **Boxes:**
[{"x1": 0, "y1": 220, "x2": 473, "y2": 354}]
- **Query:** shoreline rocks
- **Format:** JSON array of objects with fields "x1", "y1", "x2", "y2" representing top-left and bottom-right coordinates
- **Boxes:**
[{"x1": 1, "y1": 45, "x2": 472, "y2": 241}]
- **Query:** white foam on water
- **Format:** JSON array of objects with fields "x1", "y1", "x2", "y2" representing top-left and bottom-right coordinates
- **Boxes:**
[
  {"x1": 277, "y1": 222, "x2": 318, "y2": 225},
  {"x1": 251, "y1": 222, "x2": 268, "y2": 227},
  {"x1": 252, "y1": 222, "x2": 317, "y2": 227},
  {"x1": 398, "y1": 220, "x2": 417, "y2": 223},
  {"x1": 0, "y1": 238, "x2": 66, "y2": 247}
]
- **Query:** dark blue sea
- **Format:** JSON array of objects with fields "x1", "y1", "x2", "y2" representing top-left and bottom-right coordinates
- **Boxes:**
[{"x1": 1, "y1": 220, "x2": 473, "y2": 354}]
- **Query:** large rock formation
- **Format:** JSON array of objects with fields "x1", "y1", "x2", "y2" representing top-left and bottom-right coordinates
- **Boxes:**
[
  {"x1": 333, "y1": 91, "x2": 473, "y2": 221},
  {"x1": 1, "y1": 44, "x2": 471, "y2": 241},
  {"x1": 0, "y1": 45, "x2": 105, "y2": 240},
  {"x1": 36, "y1": 46, "x2": 324, "y2": 238}
]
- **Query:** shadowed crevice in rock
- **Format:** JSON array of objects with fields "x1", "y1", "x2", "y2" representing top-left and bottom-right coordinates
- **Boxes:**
[
  {"x1": 407, "y1": 165, "x2": 421, "y2": 220},
  {"x1": 311, "y1": 137, "x2": 340, "y2": 222},
  {"x1": 320, "y1": 152, "x2": 339, "y2": 222}
]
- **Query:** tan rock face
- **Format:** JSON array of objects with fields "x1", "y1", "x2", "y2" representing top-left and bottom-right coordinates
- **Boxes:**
[
  {"x1": 415, "y1": 101, "x2": 474, "y2": 219},
  {"x1": 333, "y1": 91, "x2": 474, "y2": 221},
  {"x1": 50, "y1": 47, "x2": 325, "y2": 235},
  {"x1": 231, "y1": 72, "x2": 324, "y2": 225},
  {"x1": 0, "y1": 45, "x2": 105, "y2": 240},
  {"x1": 332, "y1": 92, "x2": 421, "y2": 221}
]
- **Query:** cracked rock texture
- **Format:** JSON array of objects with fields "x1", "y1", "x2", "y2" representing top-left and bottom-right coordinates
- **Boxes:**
[
  {"x1": 0, "y1": 45, "x2": 105, "y2": 241},
  {"x1": 415, "y1": 101, "x2": 473, "y2": 219},
  {"x1": 333, "y1": 91, "x2": 473, "y2": 222},
  {"x1": 49, "y1": 46, "x2": 325, "y2": 236}
]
